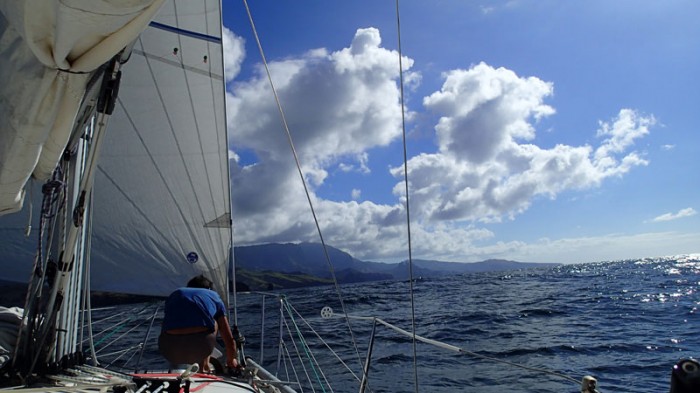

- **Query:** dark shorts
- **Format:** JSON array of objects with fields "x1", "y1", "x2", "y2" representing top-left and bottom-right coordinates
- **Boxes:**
[{"x1": 158, "y1": 330, "x2": 216, "y2": 366}]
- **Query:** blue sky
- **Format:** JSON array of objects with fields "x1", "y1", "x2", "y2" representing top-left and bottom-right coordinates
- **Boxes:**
[{"x1": 221, "y1": 0, "x2": 699, "y2": 264}]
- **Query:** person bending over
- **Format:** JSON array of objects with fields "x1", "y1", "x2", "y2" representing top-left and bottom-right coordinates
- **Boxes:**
[{"x1": 158, "y1": 275, "x2": 238, "y2": 372}]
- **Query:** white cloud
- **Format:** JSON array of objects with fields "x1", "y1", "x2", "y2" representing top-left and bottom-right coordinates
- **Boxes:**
[
  {"x1": 423, "y1": 63, "x2": 555, "y2": 162},
  {"x1": 226, "y1": 28, "x2": 659, "y2": 263},
  {"x1": 222, "y1": 27, "x2": 245, "y2": 82},
  {"x1": 651, "y1": 208, "x2": 697, "y2": 223},
  {"x1": 594, "y1": 108, "x2": 654, "y2": 167},
  {"x1": 228, "y1": 149, "x2": 239, "y2": 163},
  {"x1": 228, "y1": 27, "x2": 413, "y2": 247},
  {"x1": 661, "y1": 144, "x2": 675, "y2": 151},
  {"x1": 227, "y1": 28, "x2": 408, "y2": 167},
  {"x1": 395, "y1": 64, "x2": 654, "y2": 225}
]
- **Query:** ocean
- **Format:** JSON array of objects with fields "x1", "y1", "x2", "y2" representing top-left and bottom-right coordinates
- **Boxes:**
[{"x1": 92, "y1": 256, "x2": 699, "y2": 392}]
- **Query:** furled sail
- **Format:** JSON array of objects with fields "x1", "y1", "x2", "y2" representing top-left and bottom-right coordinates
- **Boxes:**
[
  {"x1": 0, "y1": 0, "x2": 165, "y2": 215},
  {"x1": 89, "y1": 0, "x2": 231, "y2": 299}
]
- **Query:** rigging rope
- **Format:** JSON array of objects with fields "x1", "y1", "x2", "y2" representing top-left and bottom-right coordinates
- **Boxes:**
[
  {"x1": 285, "y1": 302, "x2": 361, "y2": 383},
  {"x1": 279, "y1": 341, "x2": 298, "y2": 391},
  {"x1": 90, "y1": 304, "x2": 154, "y2": 348},
  {"x1": 388, "y1": 3, "x2": 588, "y2": 391},
  {"x1": 394, "y1": 1, "x2": 420, "y2": 392},
  {"x1": 281, "y1": 317, "x2": 317, "y2": 393},
  {"x1": 241, "y1": 0, "x2": 365, "y2": 377},
  {"x1": 282, "y1": 301, "x2": 328, "y2": 393},
  {"x1": 347, "y1": 314, "x2": 582, "y2": 387},
  {"x1": 285, "y1": 302, "x2": 337, "y2": 391},
  {"x1": 17, "y1": 165, "x2": 69, "y2": 377}
]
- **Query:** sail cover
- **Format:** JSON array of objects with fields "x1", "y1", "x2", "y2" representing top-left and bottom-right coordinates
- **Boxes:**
[{"x1": 90, "y1": 0, "x2": 231, "y2": 298}]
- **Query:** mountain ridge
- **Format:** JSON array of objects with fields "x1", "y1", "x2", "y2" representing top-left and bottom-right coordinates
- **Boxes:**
[{"x1": 234, "y1": 242, "x2": 558, "y2": 290}]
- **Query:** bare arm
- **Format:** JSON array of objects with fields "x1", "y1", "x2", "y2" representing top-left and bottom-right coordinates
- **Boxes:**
[{"x1": 216, "y1": 315, "x2": 238, "y2": 368}]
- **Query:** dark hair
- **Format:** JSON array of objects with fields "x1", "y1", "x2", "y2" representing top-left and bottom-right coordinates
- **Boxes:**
[{"x1": 187, "y1": 275, "x2": 213, "y2": 289}]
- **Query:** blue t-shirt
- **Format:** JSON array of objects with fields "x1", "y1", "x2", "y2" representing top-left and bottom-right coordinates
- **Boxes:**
[{"x1": 161, "y1": 287, "x2": 227, "y2": 332}]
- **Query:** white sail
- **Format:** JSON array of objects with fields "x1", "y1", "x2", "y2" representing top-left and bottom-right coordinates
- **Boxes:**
[
  {"x1": 0, "y1": 0, "x2": 165, "y2": 215},
  {"x1": 90, "y1": 0, "x2": 231, "y2": 298},
  {"x1": 0, "y1": 2, "x2": 296, "y2": 391},
  {"x1": 0, "y1": 0, "x2": 231, "y2": 299},
  {"x1": 0, "y1": 0, "x2": 233, "y2": 379}
]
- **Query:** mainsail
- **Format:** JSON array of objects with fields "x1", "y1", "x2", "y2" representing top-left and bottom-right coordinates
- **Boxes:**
[
  {"x1": 0, "y1": 0, "x2": 231, "y2": 300},
  {"x1": 90, "y1": 1, "x2": 231, "y2": 298}
]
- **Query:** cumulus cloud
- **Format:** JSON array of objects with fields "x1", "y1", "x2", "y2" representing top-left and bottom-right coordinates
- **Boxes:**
[
  {"x1": 222, "y1": 27, "x2": 245, "y2": 82},
  {"x1": 228, "y1": 28, "x2": 414, "y2": 249},
  {"x1": 227, "y1": 28, "x2": 412, "y2": 167},
  {"x1": 651, "y1": 208, "x2": 697, "y2": 222},
  {"x1": 226, "y1": 27, "x2": 656, "y2": 262},
  {"x1": 425, "y1": 64, "x2": 555, "y2": 159},
  {"x1": 393, "y1": 63, "x2": 654, "y2": 225}
]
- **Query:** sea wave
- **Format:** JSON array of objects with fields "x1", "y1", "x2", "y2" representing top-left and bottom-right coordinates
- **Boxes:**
[{"x1": 94, "y1": 258, "x2": 697, "y2": 392}]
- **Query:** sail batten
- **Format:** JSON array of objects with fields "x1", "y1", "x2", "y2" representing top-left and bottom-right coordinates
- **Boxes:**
[{"x1": 149, "y1": 21, "x2": 222, "y2": 43}]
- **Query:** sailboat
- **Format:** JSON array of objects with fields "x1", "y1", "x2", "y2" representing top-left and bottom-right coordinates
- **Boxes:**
[
  {"x1": 2, "y1": 1, "x2": 698, "y2": 393},
  {"x1": 0, "y1": 0, "x2": 598, "y2": 390},
  {"x1": 0, "y1": 0, "x2": 297, "y2": 391}
]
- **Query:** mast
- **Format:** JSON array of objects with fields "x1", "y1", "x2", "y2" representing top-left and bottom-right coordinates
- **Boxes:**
[
  {"x1": 13, "y1": 55, "x2": 124, "y2": 378},
  {"x1": 51, "y1": 57, "x2": 124, "y2": 366}
]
